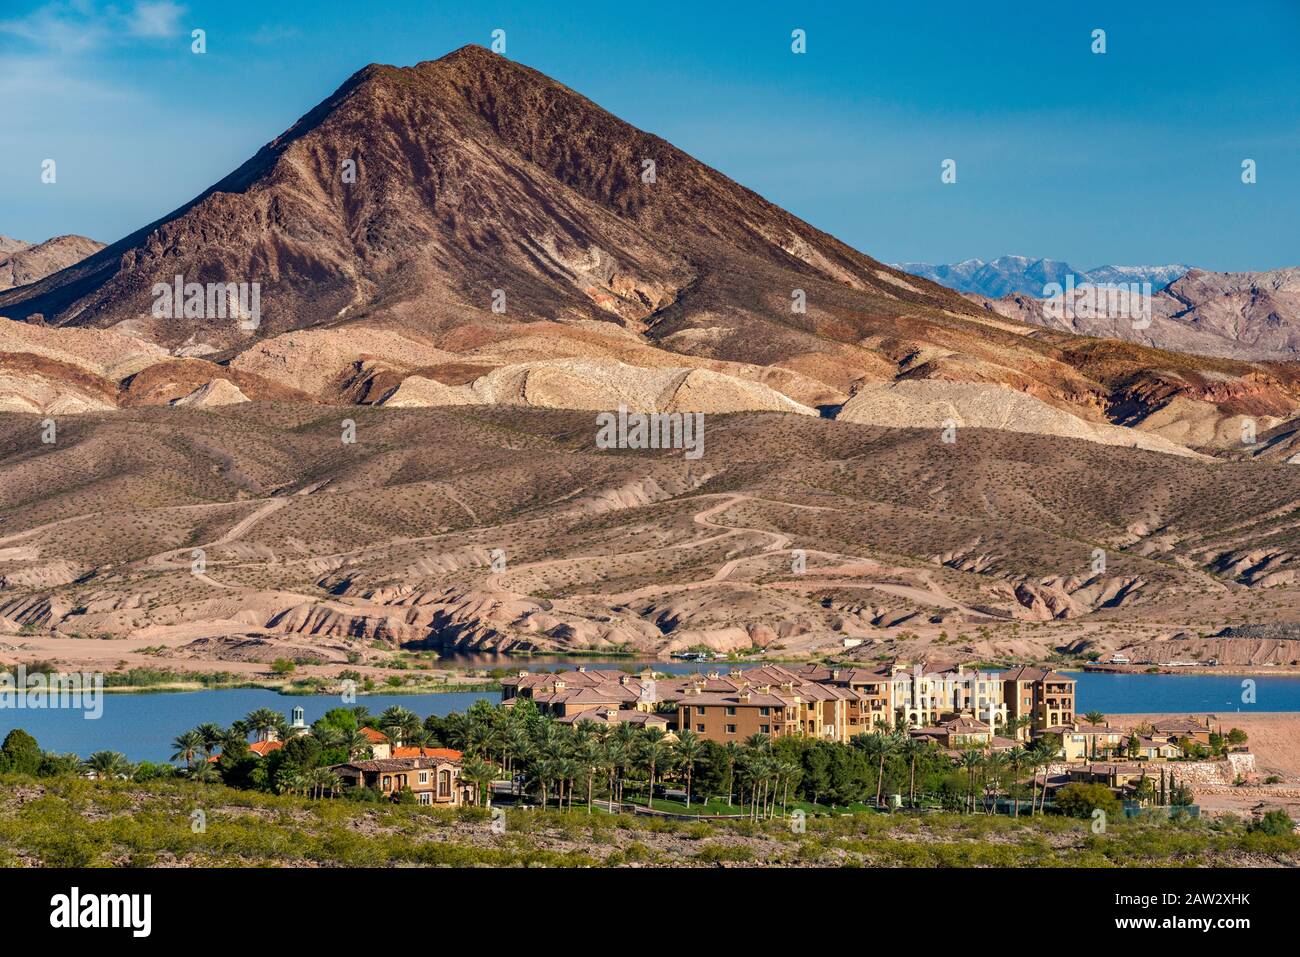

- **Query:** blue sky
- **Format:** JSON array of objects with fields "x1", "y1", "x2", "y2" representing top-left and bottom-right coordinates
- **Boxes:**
[{"x1": 2, "y1": 0, "x2": 1297, "y2": 271}]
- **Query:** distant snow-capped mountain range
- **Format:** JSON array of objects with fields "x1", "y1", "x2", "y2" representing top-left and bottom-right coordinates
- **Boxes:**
[{"x1": 892, "y1": 256, "x2": 1190, "y2": 299}]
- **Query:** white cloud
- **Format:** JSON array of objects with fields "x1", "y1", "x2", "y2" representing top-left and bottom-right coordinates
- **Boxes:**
[
  {"x1": 0, "y1": 2, "x2": 109, "y2": 54},
  {"x1": 0, "y1": 1, "x2": 185, "y2": 52},
  {"x1": 127, "y1": 1, "x2": 183, "y2": 39}
]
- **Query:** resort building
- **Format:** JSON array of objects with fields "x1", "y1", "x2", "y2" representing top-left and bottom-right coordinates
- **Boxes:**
[
  {"x1": 1134, "y1": 736, "x2": 1184, "y2": 761},
  {"x1": 1150, "y1": 717, "x2": 1213, "y2": 746},
  {"x1": 1000, "y1": 666, "x2": 1076, "y2": 737},
  {"x1": 505, "y1": 660, "x2": 1082, "y2": 751},
  {"x1": 331, "y1": 751, "x2": 475, "y2": 806},
  {"x1": 909, "y1": 717, "x2": 1019, "y2": 752},
  {"x1": 675, "y1": 687, "x2": 799, "y2": 740},
  {"x1": 359, "y1": 726, "x2": 393, "y2": 758},
  {"x1": 501, "y1": 667, "x2": 658, "y2": 718},
  {"x1": 1060, "y1": 725, "x2": 1127, "y2": 761},
  {"x1": 887, "y1": 662, "x2": 1009, "y2": 731}
]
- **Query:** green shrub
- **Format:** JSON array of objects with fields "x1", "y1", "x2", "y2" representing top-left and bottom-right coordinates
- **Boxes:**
[
  {"x1": 695, "y1": 842, "x2": 754, "y2": 863},
  {"x1": 1055, "y1": 782, "x2": 1121, "y2": 820},
  {"x1": 1249, "y1": 809, "x2": 1295, "y2": 837}
]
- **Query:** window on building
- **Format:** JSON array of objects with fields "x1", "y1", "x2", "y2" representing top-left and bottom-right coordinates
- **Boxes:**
[
  {"x1": 725, "y1": 724, "x2": 736, "y2": 734},
  {"x1": 419, "y1": 771, "x2": 429, "y2": 784},
  {"x1": 760, "y1": 725, "x2": 769, "y2": 733},
  {"x1": 696, "y1": 724, "x2": 705, "y2": 732},
  {"x1": 726, "y1": 706, "x2": 736, "y2": 716},
  {"x1": 759, "y1": 707, "x2": 770, "y2": 716},
  {"x1": 419, "y1": 792, "x2": 432, "y2": 805},
  {"x1": 438, "y1": 769, "x2": 451, "y2": 797},
  {"x1": 696, "y1": 706, "x2": 705, "y2": 716}
]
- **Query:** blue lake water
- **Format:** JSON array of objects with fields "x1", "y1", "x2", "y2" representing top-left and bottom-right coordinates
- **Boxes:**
[
  {"x1": 1065, "y1": 671, "x2": 1298, "y2": 715},
  {"x1": 0, "y1": 688, "x2": 497, "y2": 762},
  {"x1": 3, "y1": 668, "x2": 1297, "y2": 763}
]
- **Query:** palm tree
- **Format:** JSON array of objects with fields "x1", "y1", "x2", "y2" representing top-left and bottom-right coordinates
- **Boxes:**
[
  {"x1": 736, "y1": 752, "x2": 760, "y2": 819},
  {"x1": 1006, "y1": 746, "x2": 1028, "y2": 818},
  {"x1": 601, "y1": 738, "x2": 626, "y2": 810},
  {"x1": 854, "y1": 731, "x2": 899, "y2": 808},
  {"x1": 307, "y1": 767, "x2": 341, "y2": 799},
  {"x1": 170, "y1": 729, "x2": 205, "y2": 769},
  {"x1": 189, "y1": 759, "x2": 220, "y2": 785},
  {"x1": 749, "y1": 752, "x2": 775, "y2": 820},
  {"x1": 573, "y1": 737, "x2": 602, "y2": 814},
  {"x1": 242, "y1": 709, "x2": 281, "y2": 742},
  {"x1": 311, "y1": 723, "x2": 343, "y2": 750},
  {"x1": 638, "y1": 733, "x2": 674, "y2": 807},
  {"x1": 464, "y1": 717, "x2": 495, "y2": 759},
  {"x1": 83, "y1": 750, "x2": 132, "y2": 780},
  {"x1": 1029, "y1": 748, "x2": 1053, "y2": 815},
  {"x1": 776, "y1": 758, "x2": 800, "y2": 816},
  {"x1": 556, "y1": 756, "x2": 580, "y2": 812},
  {"x1": 721, "y1": 741, "x2": 743, "y2": 808},
  {"x1": 277, "y1": 770, "x2": 309, "y2": 796},
  {"x1": 338, "y1": 728, "x2": 374, "y2": 761},
  {"x1": 404, "y1": 727, "x2": 435, "y2": 752},
  {"x1": 982, "y1": 750, "x2": 1008, "y2": 813},
  {"x1": 1083, "y1": 711, "x2": 1106, "y2": 759},
  {"x1": 533, "y1": 757, "x2": 556, "y2": 810},
  {"x1": 674, "y1": 729, "x2": 702, "y2": 808},
  {"x1": 218, "y1": 726, "x2": 249, "y2": 761},
  {"x1": 460, "y1": 756, "x2": 498, "y2": 808},
  {"x1": 900, "y1": 736, "x2": 926, "y2": 808},
  {"x1": 959, "y1": 748, "x2": 982, "y2": 813},
  {"x1": 612, "y1": 722, "x2": 638, "y2": 778},
  {"x1": 193, "y1": 722, "x2": 227, "y2": 759},
  {"x1": 379, "y1": 705, "x2": 419, "y2": 746},
  {"x1": 1031, "y1": 733, "x2": 1062, "y2": 813},
  {"x1": 501, "y1": 723, "x2": 530, "y2": 792}
]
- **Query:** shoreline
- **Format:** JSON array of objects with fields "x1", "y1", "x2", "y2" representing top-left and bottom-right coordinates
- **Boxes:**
[{"x1": 1083, "y1": 664, "x2": 1300, "y2": 677}]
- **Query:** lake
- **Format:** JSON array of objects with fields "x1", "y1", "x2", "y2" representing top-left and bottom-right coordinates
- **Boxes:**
[
  {"x1": 1066, "y1": 670, "x2": 1296, "y2": 714},
  {"x1": 3, "y1": 667, "x2": 1297, "y2": 762},
  {"x1": 0, "y1": 688, "x2": 498, "y2": 762},
  {"x1": 0, "y1": 659, "x2": 758, "y2": 761}
]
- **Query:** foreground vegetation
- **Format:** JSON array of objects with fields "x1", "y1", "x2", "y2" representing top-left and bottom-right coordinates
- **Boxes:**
[
  {"x1": 0, "y1": 697, "x2": 1289, "y2": 867},
  {"x1": 1, "y1": 772, "x2": 1297, "y2": 868}
]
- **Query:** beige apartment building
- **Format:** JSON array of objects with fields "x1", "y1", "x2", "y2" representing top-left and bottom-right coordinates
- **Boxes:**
[
  {"x1": 675, "y1": 687, "x2": 799, "y2": 740},
  {"x1": 1001, "y1": 666, "x2": 1076, "y2": 737},
  {"x1": 503, "y1": 659, "x2": 1078, "y2": 749}
]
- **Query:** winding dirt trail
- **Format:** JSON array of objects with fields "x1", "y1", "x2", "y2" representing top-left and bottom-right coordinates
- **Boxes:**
[{"x1": 484, "y1": 492, "x2": 983, "y2": 616}]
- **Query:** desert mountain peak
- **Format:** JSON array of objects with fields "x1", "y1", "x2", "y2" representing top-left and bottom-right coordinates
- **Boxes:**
[{"x1": 3, "y1": 47, "x2": 1298, "y2": 455}]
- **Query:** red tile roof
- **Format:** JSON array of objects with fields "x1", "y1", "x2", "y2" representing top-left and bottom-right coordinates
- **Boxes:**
[{"x1": 391, "y1": 747, "x2": 462, "y2": 760}]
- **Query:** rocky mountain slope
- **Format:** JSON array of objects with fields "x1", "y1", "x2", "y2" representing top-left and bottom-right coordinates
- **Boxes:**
[
  {"x1": 4, "y1": 405, "x2": 1300, "y2": 663},
  {"x1": 1, "y1": 46, "x2": 1298, "y2": 455},
  {"x1": 0, "y1": 235, "x2": 103, "y2": 291},
  {"x1": 973, "y1": 267, "x2": 1300, "y2": 361}
]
